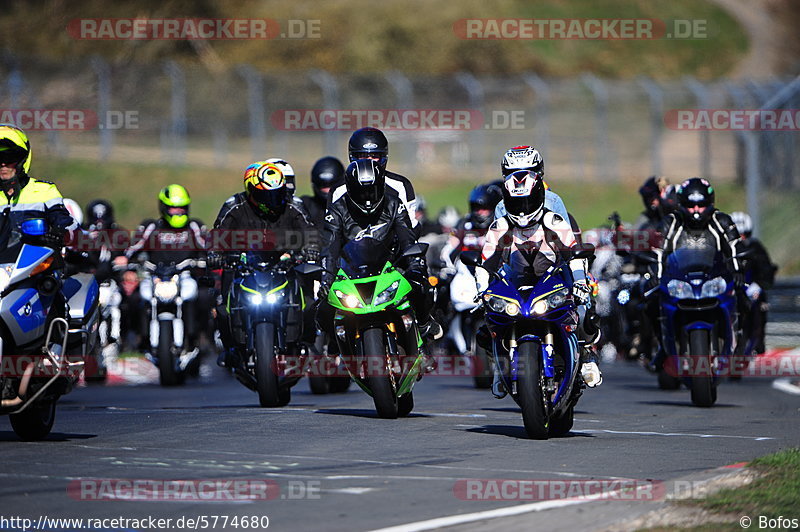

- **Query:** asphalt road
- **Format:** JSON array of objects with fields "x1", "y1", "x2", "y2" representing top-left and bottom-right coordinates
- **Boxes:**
[{"x1": 1, "y1": 357, "x2": 798, "y2": 532}]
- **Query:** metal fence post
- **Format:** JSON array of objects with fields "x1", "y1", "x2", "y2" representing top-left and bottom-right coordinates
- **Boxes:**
[
  {"x1": 310, "y1": 69, "x2": 339, "y2": 157},
  {"x1": 162, "y1": 61, "x2": 187, "y2": 165},
  {"x1": 385, "y1": 70, "x2": 415, "y2": 170},
  {"x1": 638, "y1": 77, "x2": 663, "y2": 176},
  {"x1": 237, "y1": 65, "x2": 267, "y2": 161},
  {"x1": 683, "y1": 76, "x2": 711, "y2": 178},
  {"x1": 522, "y1": 73, "x2": 550, "y2": 156},
  {"x1": 90, "y1": 56, "x2": 112, "y2": 161},
  {"x1": 581, "y1": 74, "x2": 613, "y2": 179},
  {"x1": 455, "y1": 72, "x2": 484, "y2": 166}
]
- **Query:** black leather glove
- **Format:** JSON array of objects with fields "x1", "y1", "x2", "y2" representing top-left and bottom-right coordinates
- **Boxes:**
[
  {"x1": 305, "y1": 248, "x2": 320, "y2": 262},
  {"x1": 733, "y1": 271, "x2": 745, "y2": 289}
]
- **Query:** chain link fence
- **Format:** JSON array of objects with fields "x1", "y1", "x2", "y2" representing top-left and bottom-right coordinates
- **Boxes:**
[{"x1": 1, "y1": 53, "x2": 798, "y2": 245}]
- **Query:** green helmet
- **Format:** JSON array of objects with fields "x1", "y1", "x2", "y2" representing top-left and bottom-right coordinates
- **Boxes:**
[{"x1": 158, "y1": 184, "x2": 191, "y2": 228}]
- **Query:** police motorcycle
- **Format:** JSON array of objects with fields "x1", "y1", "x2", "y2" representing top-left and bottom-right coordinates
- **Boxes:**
[
  {"x1": 223, "y1": 251, "x2": 310, "y2": 407},
  {"x1": 297, "y1": 239, "x2": 429, "y2": 419},
  {"x1": 653, "y1": 246, "x2": 746, "y2": 406},
  {"x1": 463, "y1": 245, "x2": 595, "y2": 439},
  {"x1": 0, "y1": 217, "x2": 98, "y2": 440},
  {"x1": 139, "y1": 257, "x2": 204, "y2": 386}
]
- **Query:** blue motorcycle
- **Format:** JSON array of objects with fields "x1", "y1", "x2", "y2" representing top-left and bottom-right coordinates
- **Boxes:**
[
  {"x1": 464, "y1": 247, "x2": 593, "y2": 439},
  {"x1": 656, "y1": 247, "x2": 740, "y2": 406}
]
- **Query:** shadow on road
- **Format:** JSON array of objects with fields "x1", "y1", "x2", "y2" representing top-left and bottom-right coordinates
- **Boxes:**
[
  {"x1": 315, "y1": 408, "x2": 431, "y2": 419},
  {"x1": 0, "y1": 431, "x2": 97, "y2": 442},
  {"x1": 464, "y1": 425, "x2": 596, "y2": 439}
]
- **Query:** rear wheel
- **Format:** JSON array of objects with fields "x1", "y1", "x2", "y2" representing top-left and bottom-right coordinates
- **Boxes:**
[
  {"x1": 363, "y1": 328, "x2": 397, "y2": 419},
  {"x1": 657, "y1": 369, "x2": 681, "y2": 390},
  {"x1": 308, "y1": 376, "x2": 330, "y2": 394},
  {"x1": 472, "y1": 344, "x2": 492, "y2": 389},
  {"x1": 516, "y1": 340, "x2": 549, "y2": 440},
  {"x1": 158, "y1": 321, "x2": 183, "y2": 386},
  {"x1": 10, "y1": 401, "x2": 56, "y2": 441},
  {"x1": 255, "y1": 322, "x2": 281, "y2": 407},
  {"x1": 689, "y1": 329, "x2": 716, "y2": 407}
]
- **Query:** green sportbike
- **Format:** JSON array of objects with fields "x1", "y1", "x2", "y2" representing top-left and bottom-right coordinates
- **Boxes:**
[{"x1": 299, "y1": 238, "x2": 428, "y2": 419}]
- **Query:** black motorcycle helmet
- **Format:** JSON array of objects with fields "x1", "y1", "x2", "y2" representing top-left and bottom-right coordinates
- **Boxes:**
[
  {"x1": 311, "y1": 156, "x2": 345, "y2": 201},
  {"x1": 348, "y1": 127, "x2": 388, "y2": 167},
  {"x1": 85, "y1": 199, "x2": 116, "y2": 230},
  {"x1": 639, "y1": 176, "x2": 660, "y2": 211},
  {"x1": 469, "y1": 184, "x2": 501, "y2": 227},
  {"x1": 502, "y1": 170, "x2": 546, "y2": 228},
  {"x1": 344, "y1": 159, "x2": 386, "y2": 216},
  {"x1": 676, "y1": 177, "x2": 715, "y2": 227}
]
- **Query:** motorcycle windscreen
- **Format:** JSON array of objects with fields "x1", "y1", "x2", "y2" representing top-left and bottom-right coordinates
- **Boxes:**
[
  {"x1": 666, "y1": 247, "x2": 725, "y2": 279},
  {"x1": 340, "y1": 238, "x2": 392, "y2": 279}
]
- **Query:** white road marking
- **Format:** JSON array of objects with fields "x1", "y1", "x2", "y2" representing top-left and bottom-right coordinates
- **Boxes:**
[
  {"x1": 772, "y1": 378, "x2": 800, "y2": 395},
  {"x1": 367, "y1": 480, "x2": 656, "y2": 532},
  {"x1": 580, "y1": 429, "x2": 774, "y2": 441},
  {"x1": 324, "y1": 487, "x2": 377, "y2": 495}
]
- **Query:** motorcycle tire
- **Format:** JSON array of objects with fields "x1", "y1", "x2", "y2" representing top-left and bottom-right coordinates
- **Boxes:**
[
  {"x1": 689, "y1": 329, "x2": 716, "y2": 407},
  {"x1": 255, "y1": 322, "x2": 281, "y2": 407},
  {"x1": 398, "y1": 392, "x2": 414, "y2": 417},
  {"x1": 517, "y1": 340, "x2": 549, "y2": 440},
  {"x1": 549, "y1": 405, "x2": 574, "y2": 437},
  {"x1": 158, "y1": 321, "x2": 184, "y2": 386},
  {"x1": 472, "y1": 345, "x2": 492, "y2": 389},
  {"x1": 10, "y1": 401, "x2": 56, "y2": 441},
  {"x1": 363, "y1": 327, "x2": 398, "y2": 419}
]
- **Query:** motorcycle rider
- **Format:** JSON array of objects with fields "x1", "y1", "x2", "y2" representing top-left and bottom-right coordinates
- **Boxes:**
[
  {"x1": 730, "y1": 211, "x2": 777, "y2": 355},
  {"x1": 329, "y1": 127, "x2": 419, "y2": 232},
  {"x1": 0, "y1": 124, "x2": 78, "y2": 248},
  {"x1": 476, "y1": 170, "x2": 603, "y2": 395},
  {"x1": 211, "y1": 161, "x2": 319, "y2": 367},
  {"x1": 300, "y1": 156, "x2": 345, "y2": 226},
  {"x1": 648, "y1": 178, "x2": 743, "y2": 367},
  {"x1": 440, "y1": 183, "x2": 501, "y2": 274},
  {"x1": 414, "y1": 196, "x2": 442, "y2": 237},
  {"x1": 119, "y1": 184, "x2": 209, "y2": 352},
  {"x1": 317, "y1": 159, "x2": 441, "y2": 370}
]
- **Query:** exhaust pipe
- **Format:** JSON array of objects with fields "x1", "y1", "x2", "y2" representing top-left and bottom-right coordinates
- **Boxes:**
[{"x1": 1, "y1": 362, "x2": 35, "y2": 407}]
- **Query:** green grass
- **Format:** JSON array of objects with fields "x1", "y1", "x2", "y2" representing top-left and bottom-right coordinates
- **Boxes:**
[
  {"x1": 2, "y1": 0, "x2": 748, "y2": 79},
  {"x1": 651, "y1": 448, "x2": 800, "y2": 531},
  {"x1": 697, "y1": 448, "x2": 800, "y2": 517}
]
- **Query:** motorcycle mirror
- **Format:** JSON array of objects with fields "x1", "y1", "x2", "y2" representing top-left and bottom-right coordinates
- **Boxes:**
[
  {"x1": 570, "y1": 243, "x2": 596, "y2": 260},
  {"x1": 459, "y1": 250, "x2": 480, "y2": 267},
  {"x1": 400, "y1": 242, "x2": 430, "y2": 259},
  {"x1": 294, "y1": 262, "x2": 324, "y2": 277}
]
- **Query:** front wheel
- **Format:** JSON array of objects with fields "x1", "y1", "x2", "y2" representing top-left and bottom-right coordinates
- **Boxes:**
[
  {"x1": 472, "y1": 344, "x2": 492, "y2": 389},
  {"x1": 255, "y1": 322, "x2": 281, "y2": 407},
  {"x1": 158, "y1": 320, "x2": 183, "y2": 386},
  {"x1": 549, "y1": 405, "x2": 574, "y2": 437},
  {"x1": 398, "y1": 392, "x2": 414, "y2": 417},
  {"x1": 363, "y1": 328, "x2": 398, "y2": 419},
  {"x1": 516, "y1": 340, "x2": 549, "y2": 439},
  {"x1": 689, "y1": 329, "x2": 716, "y2": 407},
  {"x1": 10, "y1": 401, "x2": 56, "y2": 441}
]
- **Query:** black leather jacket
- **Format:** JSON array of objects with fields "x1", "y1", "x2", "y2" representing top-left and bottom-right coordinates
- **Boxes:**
[{"x1": 320, "y1": 187, "x2": 418, "y2": 287}]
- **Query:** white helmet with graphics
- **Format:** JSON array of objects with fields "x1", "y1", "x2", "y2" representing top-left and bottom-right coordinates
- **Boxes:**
[
  {"x1": 501, "y1": 145, "x2": 544, "y2": 178},
  {"x1": 502, "y1": 170, "x2": 546, "y2": 228},
  {"x1": 730, "y1": 211, "x2": 753, "y2": 237}
]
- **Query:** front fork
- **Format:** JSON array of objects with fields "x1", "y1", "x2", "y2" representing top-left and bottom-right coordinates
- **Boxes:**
[{"x1": 149, "y1": 296, "x2": 185, "y2": 351}]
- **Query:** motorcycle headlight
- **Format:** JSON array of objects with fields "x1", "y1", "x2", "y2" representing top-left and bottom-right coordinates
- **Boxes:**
[
  {"x1": 154, "y1": 279, "x2": 179, "y2": 301},
  {"x1": 532, "y1": 299, "x2": 548, "y2": 315},
  {"x1": 249, "y1": 292, "x2": 264, "y2": 305},
  {"x1": 484, "y1": 294, "x2": 509, "y2": 314},
  {"x1": 701, "y1": 276, "x2": 728, "y2": 298},
  {"x1": 335, "y1": 290, "x2": 363, "y2": 309},
  {"x1": 374, "y1": 281, "x2": 400, "y2": 306},
  {"x1": 546, "y1": 287, "x2": 571, "y2": 309},
  {"x1": 667, "y1": 279, "x2": 694, "y2": 299},
  {"x1": 505, "y1": 301, "x2": 520, "y2": 316},
  {"x1": 617, "y1": 288, "x2": 630, "y2": 305}
]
